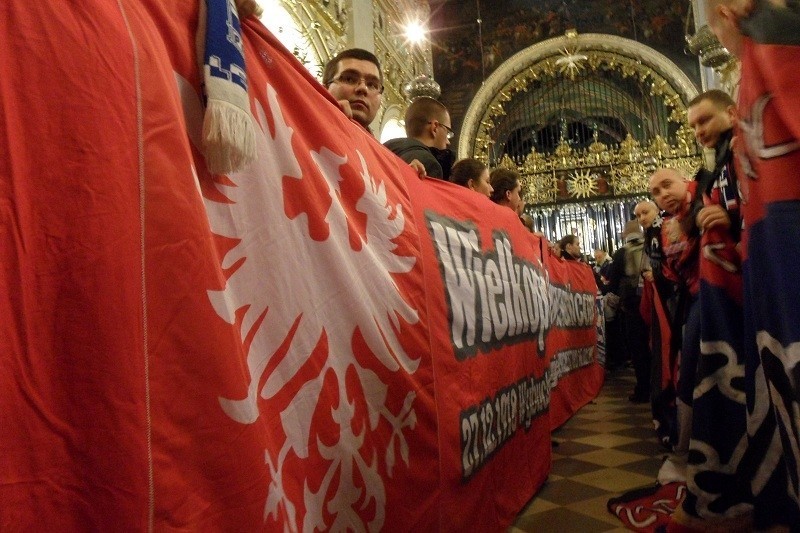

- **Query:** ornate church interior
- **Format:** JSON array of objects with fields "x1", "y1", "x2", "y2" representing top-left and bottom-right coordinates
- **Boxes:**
[
  {"x1": 7, "y1": 0, "x2": 798, "y2": 532},
  {"x1": 255, "y1": 1, "x2": 741, "y2": 530},
  {"x1": 260, "y1": 0, "x2": 734, "y2": 253}
]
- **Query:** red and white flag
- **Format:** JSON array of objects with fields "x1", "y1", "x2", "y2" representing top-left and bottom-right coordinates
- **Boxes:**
[{"x1": 0, "y1": 2, "x2": 602, "y2": 530}]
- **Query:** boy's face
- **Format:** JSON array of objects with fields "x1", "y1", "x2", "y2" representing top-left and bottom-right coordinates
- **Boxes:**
[{"x1": 634, "y1": 202, "x2": 658, "y2": 229}]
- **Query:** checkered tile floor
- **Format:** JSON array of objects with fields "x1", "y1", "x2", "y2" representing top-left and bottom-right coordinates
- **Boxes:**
[{"x1": 510, "y1": 368, "x2": 665, "y2": 532}]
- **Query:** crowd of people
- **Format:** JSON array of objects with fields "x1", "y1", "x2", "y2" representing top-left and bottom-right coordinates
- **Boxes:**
[
  {"x1": 588, "y1": 1, "x2": 800, "y2": 528},
  {"x1": 323, "y1": 46, "x2": 534, "y2": 223},
  {"x1": 323, "y1": 0, "x2": 800, "y2": 526}
]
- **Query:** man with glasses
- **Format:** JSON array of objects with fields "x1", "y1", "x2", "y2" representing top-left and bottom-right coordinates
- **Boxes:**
[
  {"x1": 323, "y1": 48, "x2": 384, "y2": 132},
  {"x1": 384, "y1": 96, "x2": 455, "y2": 180}
]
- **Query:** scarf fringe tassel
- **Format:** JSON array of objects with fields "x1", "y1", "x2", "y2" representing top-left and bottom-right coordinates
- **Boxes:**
[{"x1": 202, "y1": 98, "x2": 256, "y2": 175}]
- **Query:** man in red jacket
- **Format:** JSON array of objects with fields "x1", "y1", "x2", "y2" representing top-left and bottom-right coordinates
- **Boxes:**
[{"x1": 706, "y1": 0, "x2": 800, "y2": 528}]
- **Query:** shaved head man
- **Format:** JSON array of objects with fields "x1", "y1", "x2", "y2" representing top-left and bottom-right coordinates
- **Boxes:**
[
  {"x1": 649, "y1": 168, "x2": 689, "y2": 215},
  {"x1": 634, "y1": 200, "x2": 659, "y2": 229},
  {"x1": 384, "y1": 97, "x2": 454, "y2": 179}
]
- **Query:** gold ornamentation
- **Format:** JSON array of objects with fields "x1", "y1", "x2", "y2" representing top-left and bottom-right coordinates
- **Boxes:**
[
  {"x1": 524, "y1": 148, "x2": 547, "y2": 173},
  {"x1": 648, "y1": 135, "x2": 672, "y2": 159},
  {"x1": 618, "y1": 134, "x2": 642, "y2": 162},
  {"x1": 502, "y1": 130, "x2": 700, "y2": 205},
  {"x1": 460, "y1": 31, "x2": 699, "y2": 156},
  {"x1": 586, "y1": 135, "x2": 611, "y2": 165},
  {"x1": 498, "y1": 154, "x2": 518, "y2": 170},
  {"x1": 461, "y1": 30, "x2": 702, "y2": 205},
  {"x1": 555, "y1": 28, "x2": 588, "y2": 81},
  {"x1": 527, "y1": 171, "x2": 559, "y2": 204},
  {"x1": 609, "y1": 163, "x2": 650, "y2": 195},
  {"x1": 567, "y1": 170, "x2": 598, "y2": 198},
  {"x1": 672, "y1": 157, "x2": 701, "y2": 179}
]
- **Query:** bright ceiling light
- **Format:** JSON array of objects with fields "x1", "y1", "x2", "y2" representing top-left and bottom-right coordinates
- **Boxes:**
[{"x1": 404, "y1": 21, "x2": 426, "y2": 44}]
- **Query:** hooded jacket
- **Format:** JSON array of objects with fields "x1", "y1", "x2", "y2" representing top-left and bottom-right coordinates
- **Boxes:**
[{"x1": 383, "y1": 138, "x2": 443, "y2": 179}]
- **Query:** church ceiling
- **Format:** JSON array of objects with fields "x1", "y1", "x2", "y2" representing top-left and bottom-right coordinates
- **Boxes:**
[{"x1": 427, "y1": 0, "x2": 700, "y2": 148}]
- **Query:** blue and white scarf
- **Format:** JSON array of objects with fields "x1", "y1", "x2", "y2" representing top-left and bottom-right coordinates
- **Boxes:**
[{"x1": 198, "y1": 0, "x2": 257, "y2": 174}]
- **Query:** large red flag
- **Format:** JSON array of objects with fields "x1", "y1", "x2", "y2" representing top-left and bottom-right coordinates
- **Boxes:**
[
  {"x1": 2, "y1": 2, "x2": 153, "y2": 529},
  {"x1": 1, "y1": 2, "x2": 602, "y2": 530},
  {"x1": 546, "y1": 256, "x2": 605, "y2": 430}
]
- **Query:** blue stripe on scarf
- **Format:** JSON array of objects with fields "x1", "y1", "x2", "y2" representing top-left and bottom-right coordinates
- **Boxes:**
[{"x1": 204, "y1": 0, "x2": 248, "y2": 93}]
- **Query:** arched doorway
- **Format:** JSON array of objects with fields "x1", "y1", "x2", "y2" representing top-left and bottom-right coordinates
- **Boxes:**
[{"x1": 459, "y1": 31, "x2": 702, "y2": 252}]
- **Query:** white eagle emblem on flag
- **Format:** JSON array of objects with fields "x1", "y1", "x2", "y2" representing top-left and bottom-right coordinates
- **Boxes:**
[{"x1": 177, "y1": 73, "x2": 421, "y2": 531}]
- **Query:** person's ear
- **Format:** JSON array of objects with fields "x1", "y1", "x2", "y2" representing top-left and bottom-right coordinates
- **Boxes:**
[
  {"x1": 717, "y1": 4, "x2": 742, "y2": 28},
  {"x1": 467, "y1": 178, "x2": 476, "y2": 191},
  {"x1": 725, "y1": 104, "x2": 737, "y2": 125}
]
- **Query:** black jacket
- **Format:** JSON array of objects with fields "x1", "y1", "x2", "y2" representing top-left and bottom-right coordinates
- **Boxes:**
[
  {"x1": 383, "y1": 138, "x2": 443, "y2": 179},
  {"x1": 692, "y1": 128, "x2": 741, "y2": 242}
]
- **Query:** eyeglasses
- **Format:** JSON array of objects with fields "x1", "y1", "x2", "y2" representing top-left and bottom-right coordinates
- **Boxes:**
[
  {"x1": 328, "y1": 70, "x2": 384, "y2": 94},
  {"x1": 429, "y1": 121, "x2": 454, "y2": 140}
]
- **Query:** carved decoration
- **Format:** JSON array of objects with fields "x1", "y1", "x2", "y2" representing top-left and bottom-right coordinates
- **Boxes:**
[{"x1": 459, "y1": 31, "x2": 702, "y2": 205}]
